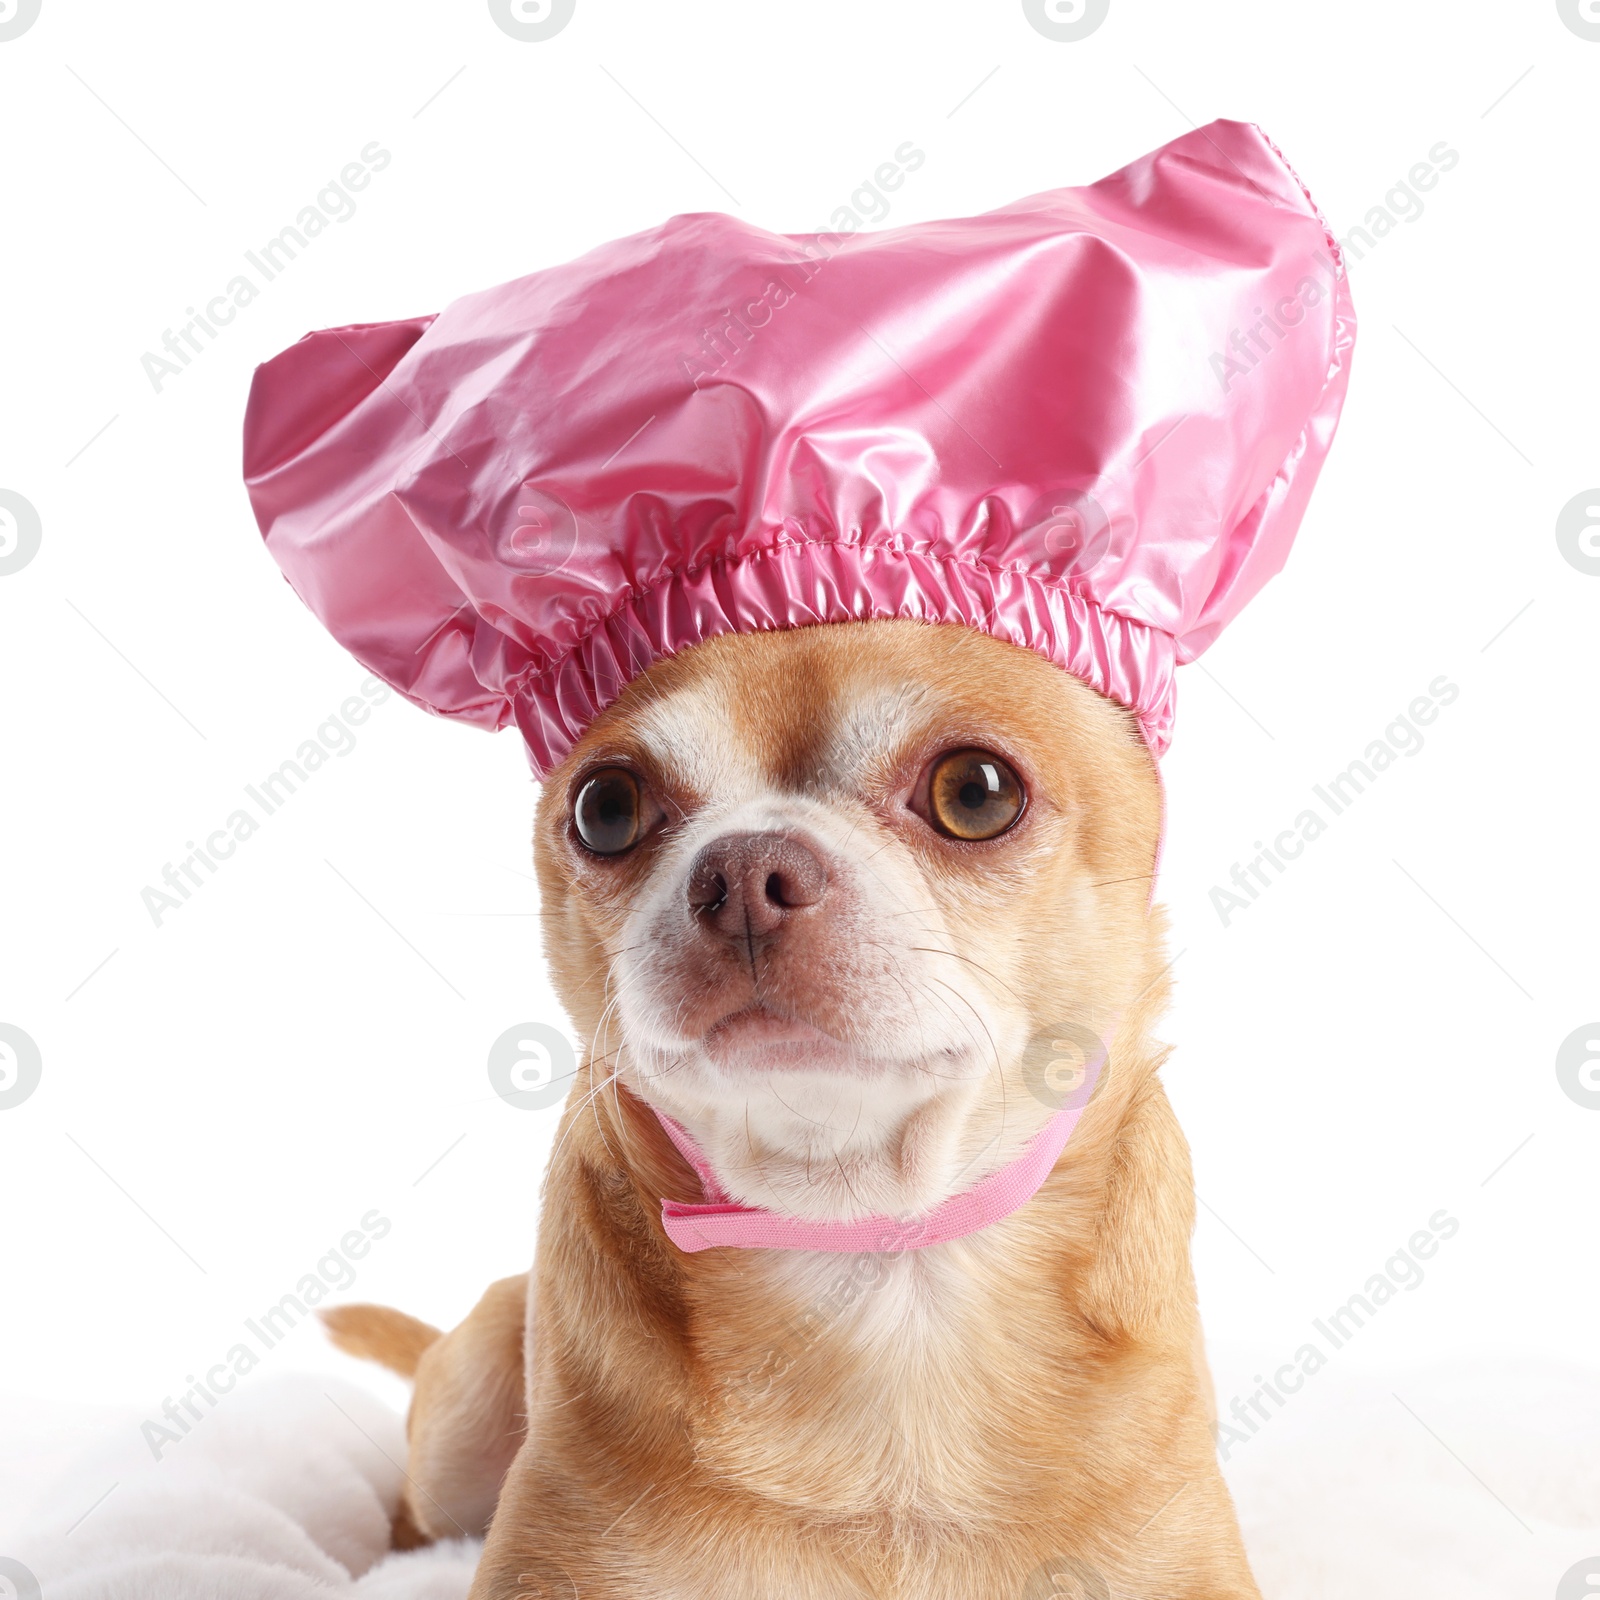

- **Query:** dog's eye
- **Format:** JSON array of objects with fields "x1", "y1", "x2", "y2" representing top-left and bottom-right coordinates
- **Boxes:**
[
  {"x1": 573, "y1": 768, "x2": 644, "y2": 855},
  {"x1": 925, "y1": 749, "x2": 1025, "y2": 841}
]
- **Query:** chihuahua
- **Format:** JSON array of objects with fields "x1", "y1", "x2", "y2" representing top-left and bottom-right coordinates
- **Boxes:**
[{"x1": 325, "y1": 617, "x2": 1260, "y2": 1599}]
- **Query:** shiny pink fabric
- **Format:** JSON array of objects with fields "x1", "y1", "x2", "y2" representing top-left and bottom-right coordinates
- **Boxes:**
[{"x1": 243, "y1": 119, "x2": 1354, "y2": 772}]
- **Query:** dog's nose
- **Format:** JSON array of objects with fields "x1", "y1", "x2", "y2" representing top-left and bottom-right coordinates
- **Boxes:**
[{"x1": 686, "y1": 831, "x2": 827, "y2": 939}]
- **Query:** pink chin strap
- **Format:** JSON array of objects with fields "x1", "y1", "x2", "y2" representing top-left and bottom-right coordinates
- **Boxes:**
[{"x1": 651, "y1": 1044, "x2": 1108, "y2": 1254}]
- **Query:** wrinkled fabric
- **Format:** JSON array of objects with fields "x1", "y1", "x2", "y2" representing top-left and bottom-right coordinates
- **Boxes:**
[{"x1": 243, "y1": 119, "x2": 1355, "y2": 773}]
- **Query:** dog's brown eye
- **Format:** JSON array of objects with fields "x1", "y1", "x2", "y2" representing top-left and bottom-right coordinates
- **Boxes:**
[
  {"x1": 573, "y1": 768, "x2": 643, "y2": 855},
  {"x1": 925, "y1": 749, "x2": 1025, "y2": 841}
]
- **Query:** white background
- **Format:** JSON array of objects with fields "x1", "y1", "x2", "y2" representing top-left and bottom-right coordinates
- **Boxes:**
[{"x1": 1, "y1": 0, "x2": 1596, "y2": 1456}]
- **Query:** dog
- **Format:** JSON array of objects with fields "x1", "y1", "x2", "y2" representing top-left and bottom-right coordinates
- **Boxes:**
[{"x1": 323, "y1": 616, "x2": 1262, "y2": 1598}]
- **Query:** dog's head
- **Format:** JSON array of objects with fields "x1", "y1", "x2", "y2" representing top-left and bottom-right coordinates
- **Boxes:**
[{"x1": 534, "y1": 620, "x2": 1164, "y2": 1223}]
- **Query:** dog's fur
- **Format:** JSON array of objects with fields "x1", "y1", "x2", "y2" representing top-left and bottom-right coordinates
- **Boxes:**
[{"x1": 325, "y1": 620, "x2": 1261, "y2": 1598}]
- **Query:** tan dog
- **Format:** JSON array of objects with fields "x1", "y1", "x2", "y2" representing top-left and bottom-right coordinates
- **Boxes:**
[{"x1": 325, "y1": 619, "x2": 1260, "y2": 1598}]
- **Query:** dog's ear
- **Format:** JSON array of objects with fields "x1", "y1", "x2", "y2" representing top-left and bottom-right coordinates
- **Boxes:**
[{"x1": 319, "y1": 1302, "x2": 442, "y2": 1379}]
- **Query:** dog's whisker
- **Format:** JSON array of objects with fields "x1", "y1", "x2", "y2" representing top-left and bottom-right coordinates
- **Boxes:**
[
  {"x1": 584, "y1": 977, "x2": 652, "y2": 1167},
  {"x1": 760, "y1": 1079, "x2": 838, "y2": 1133},
  {"x1": 830, "y1": 1148, "x2": 870, "y2": 1215},
  {"x1": 546, "y1": 975, "x2": 650, "y2": 1172},
  {"x1": 905, "y1": 944, "x2": 1024, "y2": 1002},
  {"x1": 914, "y1": 973, "x2": 1005, "y2": 1083},
  {"x1": 548, "y1": 1065, "x2": 625, "y2": 1171},
  {"x1": 744, "y1": 1102, "x2": 783, "y2": 1203}
]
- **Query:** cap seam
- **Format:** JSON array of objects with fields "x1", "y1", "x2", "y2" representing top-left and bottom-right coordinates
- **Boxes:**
[{"x1": 501, "y1": 537, "x2": 1167, "y2": 703}]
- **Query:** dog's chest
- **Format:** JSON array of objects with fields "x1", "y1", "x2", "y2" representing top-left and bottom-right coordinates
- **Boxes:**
[{"x1": 693, "y1": 1240, "x2": 1052, "y2": 1520}]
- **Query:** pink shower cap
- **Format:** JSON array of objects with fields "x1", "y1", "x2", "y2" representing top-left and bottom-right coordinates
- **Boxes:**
[{"x1": 244, "y1": 119, "x2": 1354, "y2": 773}]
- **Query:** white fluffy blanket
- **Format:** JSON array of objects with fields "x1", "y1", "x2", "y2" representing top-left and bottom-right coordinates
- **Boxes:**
[
  {"x1": 1, "y1": 1380, "x2": 479, "y2": 1600},
  {"x1": 4, "y1": 1356, "x2": 1598, "y2": 1597}
]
